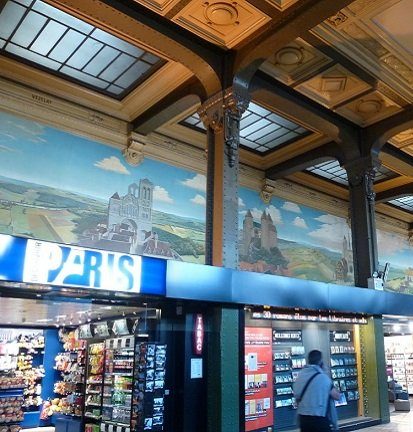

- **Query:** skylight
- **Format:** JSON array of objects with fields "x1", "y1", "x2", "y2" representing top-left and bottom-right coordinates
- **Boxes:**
[
  {"x1": 0, "y1": 0, "x2": 165, "y2": 98},
  {"x1": 180, "y1": 102, "x2": 310, "y2": 153},
  {"x1": 388, "y1": 196, "x2": 413, "y2": 213},
  {"x1": 307, "y1": 160, "x2": 397, "y2": 186}
]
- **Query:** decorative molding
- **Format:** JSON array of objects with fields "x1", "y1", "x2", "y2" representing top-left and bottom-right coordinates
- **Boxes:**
[
  {"x1": 296, "y1": 64, "x2": 371, "y2": 108},
  {"x1": 263, "y1": 0, "x2": 299, "y2": 11},
  {"x1": 260, "y1": 38, "x2": 332, "y2": 86},
  {"x1": 0, "y1": 56, "x2": 194, "y2": 123},
  {"x1": 311, "y1": 1, "x2": 413, "y2": 104},
  {"x1": 327, "y1": 11, "x2": 349, "y2": 27},
  {"x1": 336, "y1": 90, "x2": 402, "y2": 126},
  {"x1": 131, "y1": 0, "x2": 181, "y2": 15},
  {"x1": 0, "y1": 77, "x2": 128, "y2": 149},
  {"x1": 260, "y1": 178, "x2": 276, "y2": 204},
  {"x1": 122, "y1": 138, "x2": 146, "y2": 166},
  {"x1": 172, "y1": 0, "x2": 271, "y2": 48}
]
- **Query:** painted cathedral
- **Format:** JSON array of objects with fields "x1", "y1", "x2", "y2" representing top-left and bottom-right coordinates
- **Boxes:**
[{"x1": 80, "y1": 179, "x2": 181, "y2": 259}]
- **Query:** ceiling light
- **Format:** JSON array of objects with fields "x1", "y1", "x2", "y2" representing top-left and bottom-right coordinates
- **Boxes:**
[
  {"x1": 409, "y1": 322, "x2": 413, "y2": 332},
  {"x1": 393, "y1": 324, "x2": 401, "y2": 332}
]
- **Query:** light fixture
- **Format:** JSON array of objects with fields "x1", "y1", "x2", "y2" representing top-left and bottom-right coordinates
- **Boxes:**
[
  {"x1": 409, "y1": 322, "x2": 413, "y2": 332},
  {"x1": 393, "y1": 324, "x2": 401, "y2": 332}
]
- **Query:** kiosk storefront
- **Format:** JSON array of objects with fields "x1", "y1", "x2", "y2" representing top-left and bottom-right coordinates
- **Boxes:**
[
  {"x1": 244, "y1": 307, "x2": 371, "y2": 432},
  {"x1": 0, "y1": 234, "x2": 210, "y2": 432}
]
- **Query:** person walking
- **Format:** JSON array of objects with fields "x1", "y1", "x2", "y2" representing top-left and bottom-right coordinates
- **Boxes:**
[{"x1": 293, "y1": 349, "x2": 340, "y2": 432}]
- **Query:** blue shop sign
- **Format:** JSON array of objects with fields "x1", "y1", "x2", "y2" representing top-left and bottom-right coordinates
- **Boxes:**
[{"x1": 0, "y1": 234, "x2": 165, "y2": 295}]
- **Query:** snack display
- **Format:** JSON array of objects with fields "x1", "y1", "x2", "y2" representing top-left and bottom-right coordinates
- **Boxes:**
[
  {"x1": 85, "y1": 343, "x2": 104, "y2": 421},
  {"x1": 52, "y1": 330, "x2": 86, "y2": 417}
]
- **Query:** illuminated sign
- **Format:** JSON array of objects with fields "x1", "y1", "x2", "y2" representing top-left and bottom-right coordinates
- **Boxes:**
[
  {"x1": 272, "y1": 329, "x2": 302, "y2": 343},
  {"x1": 251, "y1": 308, "x2": 368, "y2": 325},
  {"x1": 193, "y1": 314, "x2": 204, "y2": 355},
  {"x1": 23, "y1": 239, "x2": 141, "y2": 292},
  {"x1": 330, "y1": 330, "x2": 353, "y2": 343}
]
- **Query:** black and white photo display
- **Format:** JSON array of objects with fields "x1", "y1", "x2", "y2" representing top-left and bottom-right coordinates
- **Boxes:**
[{"x1": 133, "y1": 342, "x2": 167, "y2": 431}]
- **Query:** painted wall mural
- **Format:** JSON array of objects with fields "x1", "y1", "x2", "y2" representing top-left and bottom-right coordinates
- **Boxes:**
[
  {"x1": 0, "y1": 111, "x2": 206, "y2": 263},
  {"x1": 238, "y1": 187, "x2": 355, "y2": 286},
  {"x1": 1, "y1": 110, "x2": 411, "y2": 292},
  {"x1": 377, "y1": 230, "x2": 413, "y2": 295},
  {"x1": 238, "y1": 186, "x2": 413, "y2": 294}
]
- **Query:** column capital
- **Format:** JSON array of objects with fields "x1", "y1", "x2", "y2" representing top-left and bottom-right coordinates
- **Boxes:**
[
  {"x1": 344, "y1": 156, "x2": 381, "y2": 202},
  {"x1": 197, "y1": 86, "x2": 250, "y2": 131},
  {"x1": 198, "y1": 87, "x2": 250, "y2": 168}
]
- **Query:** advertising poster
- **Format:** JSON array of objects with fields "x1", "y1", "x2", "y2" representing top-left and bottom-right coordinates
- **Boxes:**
[{"x1": 245, "y1": 327, "x2": 274, "y2": 432}]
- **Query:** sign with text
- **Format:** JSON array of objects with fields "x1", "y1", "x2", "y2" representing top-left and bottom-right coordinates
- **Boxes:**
[
  {"x1": 251, "y1": 308, "x2": 368, "y2": 325},
  {"x1": 193, "y1": 314, "x2": 204, "y2": 355},
  {"x1": 245, "y1": 327, "x2": 273, "y2": 432},
  {"x1": 273, "y1": 329, "x2": 302, "y2": 344},
  {"x1": 330, "y1": 330, "x2": 353, "y2": 343},
  {"x1": 23, "y1": 239, "x2": 142, "y2": 292},
  {"x1": 0, "y1": 234, "x2": 166, "y2": 295}
]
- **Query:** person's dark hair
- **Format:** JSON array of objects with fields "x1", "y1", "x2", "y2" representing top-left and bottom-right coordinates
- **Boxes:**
[{"x1": 308, "y1": 349, "x2": 323, "y2": 365}]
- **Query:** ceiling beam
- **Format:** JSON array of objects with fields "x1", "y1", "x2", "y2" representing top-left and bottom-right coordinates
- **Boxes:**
[
  {"x1": 133, "y1": 77, "x2": 204, "y2": 134},
  {"x1": 376, "y1": 183, "x2": 413, "y2": 203},
  {"x1": 234, "y1": 0, "x2": 355, "y2": 86},
  {"x1": 364, "y1": 105, "x2": 413, "y2": 154},
  {"x1": 251, "y1": 72, "x2": 357, "y2": 149},
  {"x1": 301, "y1": 33, "x2": 377, "y2": 88},
  {"x1": 381, "y1": 143, "x2": 413, "y2": 177},
  {"x1": 265, "y1": 141, "x2": 340, "y2": 179}
]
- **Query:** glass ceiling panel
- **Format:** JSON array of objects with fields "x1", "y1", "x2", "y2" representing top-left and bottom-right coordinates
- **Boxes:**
[
  {"x1": 180, "y1": 102, "x2": 310, "y2": 153},
  {"x1": 0, "y1": 0, "x2": 165, "y2": 98},
  {"x1": 306, "y1": 160, "x2": 397, "y2": 186},
  {"x1": 388, "y1": 196, "x2": 413, "y2": 213}
]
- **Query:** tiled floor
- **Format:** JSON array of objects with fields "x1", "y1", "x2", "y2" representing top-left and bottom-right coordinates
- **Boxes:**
[{"x1": 360, "y1": 407, "x2": 413, "y2": 431}]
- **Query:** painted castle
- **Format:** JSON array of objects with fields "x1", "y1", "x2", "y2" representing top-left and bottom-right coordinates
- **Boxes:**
[
  {"x1": 80, "y1": 179, "x2": 181, "y2": 259},
  {"x1": 242, "y1": 210, "x2": 278, "y2": 255},
  {"x1": 335, "y1": 235, "x2": 354, "y2": 283}
]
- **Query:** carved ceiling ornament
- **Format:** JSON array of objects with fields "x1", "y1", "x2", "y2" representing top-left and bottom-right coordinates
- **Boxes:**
[
  {"x1": 260, "y1": 178, "x2": 275, "y2": 204},
  {"x1": 336, "y1": 90, "x2": 401, "y2": 126},
  {"x1": 172, "y1": 0, "x2": 270, "y2": 48},
  {"x1": 203, "y1": 2, "x2": 240, "y2": 25},
  {"x1": 327, "y1": 11, "x2": 349, "y2": 27},
  {"x1": 275, "y1": 46, "x2": 304, "y2": 66},
  {"x1": 122, "y1": 138, "x2": 146, "y2": 166}
]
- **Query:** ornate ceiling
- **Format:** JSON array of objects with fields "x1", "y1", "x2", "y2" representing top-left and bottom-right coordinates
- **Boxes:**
[{"x1": 0, "y1": 0, "x2": 413, "y2": 224}]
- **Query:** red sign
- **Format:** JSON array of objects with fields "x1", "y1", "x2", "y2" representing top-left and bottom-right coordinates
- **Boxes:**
[
  {"x1": 245, "y1": 327, "x2": 274, "y2": 432},
  {"x1": 193, "y1": 314, "x2": 204, "y2": 355}
]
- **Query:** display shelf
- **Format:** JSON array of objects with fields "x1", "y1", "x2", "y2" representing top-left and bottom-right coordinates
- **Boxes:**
[
  {"x1": 272, "y1": 335, "x2": 305, "y2": 415},
  {"x1": 0, "y1": 378, "x2": 24, "y2": 428},
  {"x1": 51, "y1": 330, "x2": 86, "y2": 417},
  {"x1": 329, "y1": 330, "x2": 360, "y2": 414},
  {"x1": 101, "y1": 337, "x2": 135, "y2": 428},
  {"x1": 84, "y1": 342, "x2": 105, "y2": 421}
]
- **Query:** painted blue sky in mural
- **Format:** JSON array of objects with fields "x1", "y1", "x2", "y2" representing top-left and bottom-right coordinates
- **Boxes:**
[
  {"x1": 0, "y1": 111, "x2": 207, "y2": 220},
  {"x1": 239, "y1": 187, "x2": 351, "y2": 253}
]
